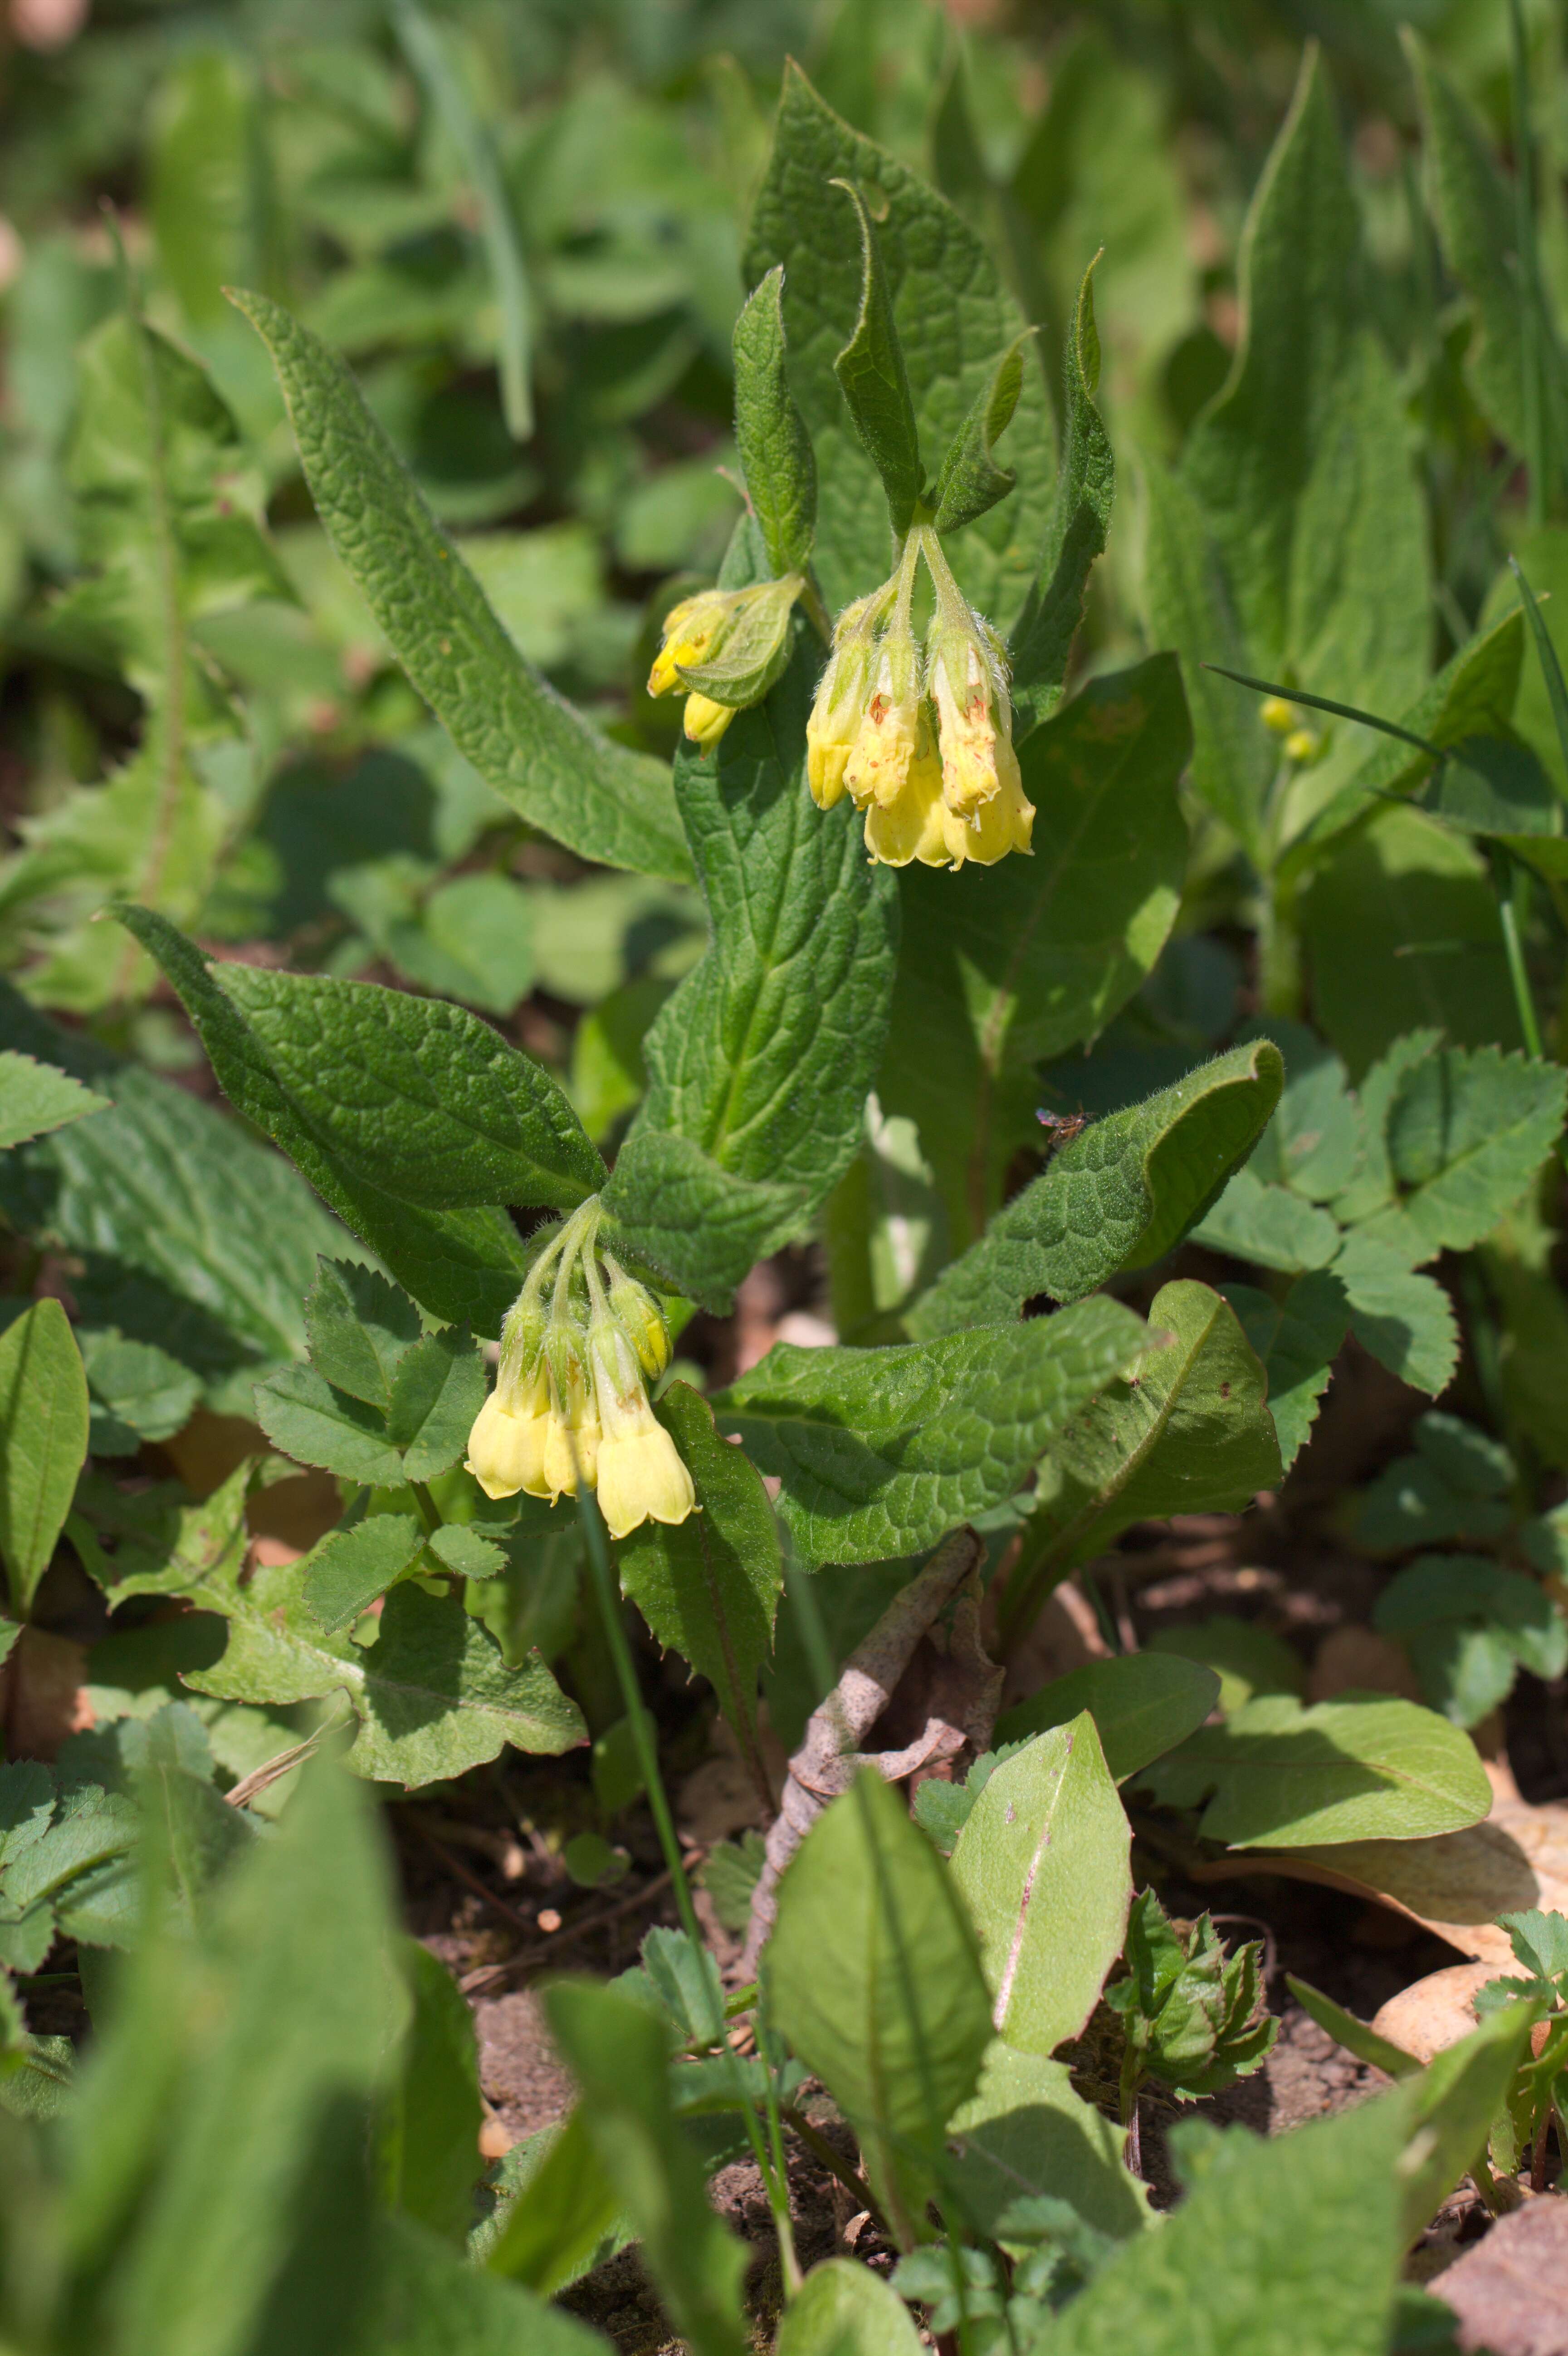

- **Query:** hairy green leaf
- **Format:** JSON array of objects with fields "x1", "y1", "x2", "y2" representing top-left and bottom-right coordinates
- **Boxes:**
[
  {"x1": 947, "y1": 2040, "x2": 1149, "y2": 2245},
  {"x1": 1007, "y1": 262, "x2": 1114, "y2": 739},
  {"x1": 0, "y1": 1054, "x2": 110, "y2": 1152},
  {"x1": 774, "y1": 2259, "x2": 923, "y2": 2356},
  {"x1": 229, "y1": 289, "x2": 689, "y2": 882},
  {"x1": 1222, "y1": 1270, "x2": 1349, "y2": 1471},
  {"x1": 830, "y1": 178, "x2": 923, "y2": 533},
  {"x1": 1333, "y1": 1233, "x2": 1459, "y2": 1397},
  {"x1": 745, "y1": 64, "x2": 1054, "y2": 626},
  {"x1": 733, "y1": 267, "x2": 816, "y2": 579},
  {"x1": 303, "y1": 1260, "x2": 422, "y2": 1414},
  {"x1": 931, "y1": 329, "x2": 1033, "y2": 536},
  {"x1": 303, "y1": 1515, "x2": 428, "y2": 1635},
  {"x1": 910, "y1": 1038, "x2": 1282, "y2": 1334},
  {"x1": 714, "y1": 1295, "x2": 1143, "y2": 1564}
]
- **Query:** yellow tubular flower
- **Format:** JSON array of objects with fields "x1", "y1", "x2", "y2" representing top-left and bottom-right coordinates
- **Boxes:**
[
  {"x1": 844, "y1": 627, "x2": 921, "y2": 811},
  {"x1": 863, "y1": 740, "x2": 951, "y2": 868},
  {"x1": 589, "y1": 1325, "x2": 696, "y2": 1540},
  {"x1": 465, "y1": 1363, "x2": 552, "y2": 1501},
  {"x1": 806, "y1": 593, "x2": 879, "y2": 810},
  {"x1": 683, "y1": 693, "x2": 737, "y2": 747},
  {"x1": 942, "y1": 738, "x2": 1035, "y2": 867},
  {"x1": 540, "y1": 1327, "x2": 599, "y2": 1501},
  {"x1": 929, "y1": 625, "x2": 1014, "y2": 819}
]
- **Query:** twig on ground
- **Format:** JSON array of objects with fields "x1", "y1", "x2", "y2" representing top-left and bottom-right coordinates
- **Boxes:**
[
  {"x1": 741, "y1": 1525, "x2": 997, "y2": 1975},
  {"x1": 459, "y1": 1867, "x2": 677, "y2": 1994},
  {"x1": 405, "y1": 1813, "x2": 536, "y2": 1939}
]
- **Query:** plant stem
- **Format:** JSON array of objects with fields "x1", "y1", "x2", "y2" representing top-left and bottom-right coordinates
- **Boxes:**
[
  {"x1": 575, "y1": 1476, "x2": 799, "y2": 2284},
  {"x1": 410, "y1": 1481, "x2": 440, "y2": 1537},
  {"x1": 1508, "y1": 0, "x2": 1548, "y2": 526},
  {"x1": 1489, "y1": 843, "x2": 1545, "y2": 1059}
]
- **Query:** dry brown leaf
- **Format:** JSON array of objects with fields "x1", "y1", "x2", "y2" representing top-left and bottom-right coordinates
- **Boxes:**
[
  {"x1": 1369, "y1": 1962, "x2": 1499, "y2": 2065},
  {"x1": 1432, "y1": 2196, "x2": 1568, "y2": 2355}
]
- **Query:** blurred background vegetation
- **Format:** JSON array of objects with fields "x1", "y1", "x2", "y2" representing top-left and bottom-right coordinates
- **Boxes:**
[{"x1": 0, "y1": 0, "x2": 1559, "y2": 1117}]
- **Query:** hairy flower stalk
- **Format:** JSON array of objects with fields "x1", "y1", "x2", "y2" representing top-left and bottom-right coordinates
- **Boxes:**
[
  {"x1": 464, "y1": 1200, "x2": 695, "y2": 1538},
  {"x1": 806, "y1": 524, "x2": 1034, "y2": 869}
]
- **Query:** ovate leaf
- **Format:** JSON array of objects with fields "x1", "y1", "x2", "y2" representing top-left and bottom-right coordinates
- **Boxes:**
[
  {"x1": 948, "y1": 1716, "x2": 1132, "y2": 2057},
  {"x1": 0, "y1": 1301, "x2": 89, "y2": 1618},
  {"x1": 714, "y1": 1295, "x2": 1143, "y2": 1564},
  {"x1": 909, "y1": 1037, "x2": 1283, "y2": 1334},
  {"x1": 1135, "y1": 1691, "x2": 1492, "y2": 1848},
  {"x1": 831, "y1": 178, "x2": 923, "y2": 533},
  {"x1": 946, "y1": 2040, "x2": 1148, "y2": 2244},
  {"x1": 303, "y1": 1515, "x2": 428, "y2": 1635},
  {"x1": 767, "y1": 1770, "x2": 993, "y2": 2239},
  {"x1": 732, "y1": 267, "x2": 816, "y2": 579},
  {"x1": 1221, "y1": 1270, "x2": 1350, "y2": 1471},
  {"x1": 775, "y1": 2259, "x2": 923, "y2": 2356},
  {"x1": 0, "y1": 1054, "x2": 109, "y2": 1152},
  {"x1": 995, "y1": 1654, "x2": 1221, "y2": 1782},
  {"x1": 931, "y1": 329, "x2": 1033, "y2": 537},
  {"x1": 229, "y1": 289, "x2": 689, "y2": 883}
]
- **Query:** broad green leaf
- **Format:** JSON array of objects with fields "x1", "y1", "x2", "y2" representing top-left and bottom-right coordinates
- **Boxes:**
[
  {"x1": 604, "y1": 640, "x2": 898, "y2": 1310},
  {"x1": 1191, "y1": 1166, "x2": 1341, "y2": 1273},
  {"x1": 1145, "y1": 51, "x2": 1427, "y2": 856},
  {"x1": 1333, "y1": 1233, "x2": 1460, "y2": 1397},
  {"x1": 882, "y1": 657, "x2": 1191, "y2": 1246},
  {"x1": 0, "y1": 1054, "x2": 109, "y2": 1152},
  {"x1": 386, "y1": 1328, "x2": 486, "y2": 1484},
  {"x1": 1150, "y1": 1620, "x2": 1306, "y2": 1718},
  {"x1": 946, "y1": 2040, "x2": 1149, "y2": 2244},
  {"x1": 948, "y1": 1716, "x2": 1132, "y2": 2057},
  {"x1": 1042, "y1": 2088, "x2": 1416, "y2": 2356},
  {"x1": 2, "y1": 1784, "x2": 138, "y2": 1921},
  {"x1": 382, "y1": 1940, "x2": 485, "y2": 2246},
  {"x1": 1135, "y1": 1691, "x2": 1492, "y2": 1848},
  {"x1": 0, "y1": 1300, "x2": 89, "y2": 1617},
  {"x1": 930, "y1": 329, "x2": 1032, "y2": 537},
  {"x1": 544, "y1": 1981, "x2": 748, "y2": 2356},
  {"x1": 229, "y1": 289, "x2": 689, "y2": 883},
  {"x1": 909, "y1": 1037, "x2": 1282, "y2": 1334},
  {"x1": 145, "y1": 1538, "x2": 583, "y2": 1785},
  {"x1": 744, "y1": 64, "x2": 1054, "y2": 627},
  {"x1": 304, "y1": 1259, "x2": 421, "y2": 1414},
  {"x1": 1026, "y1": 1282, "x2": 1282, "y2": 1578},
  {"x1": 304, "y1": 1515, "x2": 427, "y2": 1635},
  {"x1": 1006, "y1": 261, "x2": 1114, "y2": 739},
  {"x1": 1297, "y1": 806, "x2": 1519, "y2": 1077},
  {"x1": 1410, "y1": 36, "x2": 1568, "y2": 480},
  {"x1": 714, "y1": 1295, "x2": 1143, "y2": 1564},
  {"x1": 115, "y1": 908, "x2": 530, "y2": 1335},
  {"x1": 212, "y1": 964, "x2": 605, "y2": 1215},
  {"x1": 255, "y1": 1364, "x2": 406, "y2": 1487},
  {"x1": 1374, "y1": 1554, "x2": 1567, "y2": 1725},
  {"x1": 65, "y1": 1761, "x2": 398, "y2": 2356},
  {"x1": 484, "y1": 2109, "x2": 627, "y2": 2296},
  {"x1": 71, "y1": 1460, "x2": 253, "y2": 1611},
  {"x1": 766, "y1": 1770, "x2": 993, "y2": 2239},
  {"x1": 0, "y1": 983, "x2": 346, "y2": 1413},
  {"x1": 1349, "y1": 1045, "x2": 1567, "y2": 1266},
  {"x1": 733, "y1": 267, "x2": 816, "y2": 579},
  {"x1": 148, "y1": 50, "x2": 264, "y2": 328},
  {"x1": 616, "y1": 1383, "x2": 780, "y2": 1779},
  {"x1": 831, "y1": 179, "x2": 923, "y2": 532},
  {"x1": 80, "y1": 1330, "x2": 200, "y2": 1451},
  {"x1": 995, "y1": 1654, "x2": 1221, "y2": 1782},
  {"x1": 1221, "y1": 1271, "x2": 1350, "y2": 1472},
  {"x1": 775, "y1": 2259, "x2": 924, "y2": 2356}
]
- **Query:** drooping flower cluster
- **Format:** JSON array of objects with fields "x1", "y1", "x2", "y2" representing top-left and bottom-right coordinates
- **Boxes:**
[
  {"x1": 464, "y1": 1199, "x2": 696, "y2": 1541},
  {"x1": 806, "y1": 525, "x2": 1034, "y2": 869}
]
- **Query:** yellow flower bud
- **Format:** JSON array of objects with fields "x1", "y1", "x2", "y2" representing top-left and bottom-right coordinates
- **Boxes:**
[
  {"x1": 540, "y1": 1323, "x2": 599, "y2": 1500},
  {"x1": 1284, "y1": 728, "x2": 1322, "y2": 766},
  {"x1": 606, "y1": 1266, "x2": 671, "y2": 1380},
  {"x1": 807, "y1": 593, "x2": 879, "y2": 811},
  {"x1": 648, "y1": 589, "x2": 730, "y2": 699},
  {"x1": 683, "y1": 692, "x2": 737, "y2": 747},
  {"x1": 1260, "y1": 695, "x2": 1297, "y2": 735}
]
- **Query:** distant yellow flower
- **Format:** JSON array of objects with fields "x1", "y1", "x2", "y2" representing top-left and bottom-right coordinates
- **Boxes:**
[
  {"x1": 590, "y1": 1324, "x2": 696, "y2": 1540},
  {"x1": 1284, "y1": 728, "x2": 1322, "y2": 767},
  {"x1": 1260, "y1": 695, "x2": 1296, "y2": 734}
]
